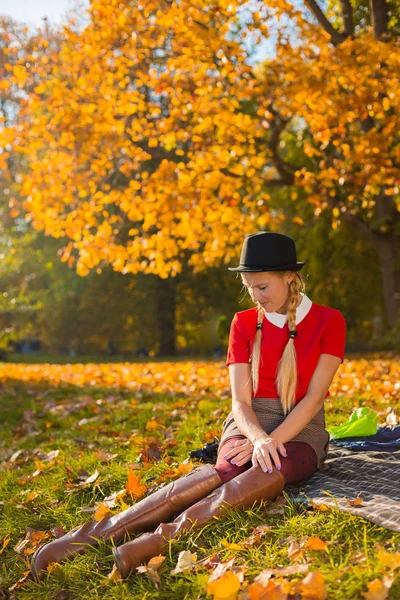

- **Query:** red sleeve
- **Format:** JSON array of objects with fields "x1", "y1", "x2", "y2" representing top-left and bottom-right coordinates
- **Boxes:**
[
  {"x1": 320, "y1": 310, "x2": 347, "y2": 362},
  {"x1": 226, "y1": 313, "x2": 251, "y2": 366}
]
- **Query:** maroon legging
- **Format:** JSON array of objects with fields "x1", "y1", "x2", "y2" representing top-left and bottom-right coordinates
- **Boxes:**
[{"x1": 215, "y1": 436, "x2": 317, "y2": 485}]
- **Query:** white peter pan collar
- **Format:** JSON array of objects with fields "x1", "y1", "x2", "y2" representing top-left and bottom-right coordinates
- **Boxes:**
[{"x1": 263, "y1": 293, "x2": 312, "y2": 328}]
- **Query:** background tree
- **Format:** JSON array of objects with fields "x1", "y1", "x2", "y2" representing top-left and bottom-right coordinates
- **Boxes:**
[{"x1": 1, "y1": 0, "x2": 398, "y2": 354}]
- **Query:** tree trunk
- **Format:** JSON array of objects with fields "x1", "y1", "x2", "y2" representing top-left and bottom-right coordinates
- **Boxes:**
[
  {"x1": 155, "y1": 275, "x2": 177, "y2": 356},
  {"x1": 373, "y1": 235, "x2": 400, "y2": 328},
  {"x1": 342, "y1": 212, "x2": 400, "y2": 327},
  {"x1": 369, "y1": 0, "x2": 388, "y2": 37}
]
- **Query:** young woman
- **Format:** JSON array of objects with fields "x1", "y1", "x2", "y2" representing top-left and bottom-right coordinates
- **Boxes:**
[{"x1": 32, "y1": 232, "x2": 346, "y2": 579}]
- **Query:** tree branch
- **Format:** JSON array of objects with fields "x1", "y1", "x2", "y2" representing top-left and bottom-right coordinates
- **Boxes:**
[
  {"x1": 304, "y1": 0, "x2": 346, "y2": 46},
  {"x1": 339, "y1": 0, "x2": 354, "y2": 37}
]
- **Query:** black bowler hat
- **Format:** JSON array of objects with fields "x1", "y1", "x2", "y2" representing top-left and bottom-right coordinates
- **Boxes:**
[{"x1": 228, "y1": 232, "x2": 305, "y2": 272}]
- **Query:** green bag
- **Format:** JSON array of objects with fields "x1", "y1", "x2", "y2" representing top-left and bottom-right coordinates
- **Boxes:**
[{"x1": 327, "y1": 407, "x2": 378, "y2": 440}]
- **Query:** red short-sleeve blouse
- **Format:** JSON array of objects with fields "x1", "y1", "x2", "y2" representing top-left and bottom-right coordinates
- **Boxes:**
[{"x1": 226, "y1": 302, "x2": 346, "y2": 402}]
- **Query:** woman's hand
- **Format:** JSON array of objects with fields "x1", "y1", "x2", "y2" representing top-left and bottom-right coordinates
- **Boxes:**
[
  {"x1": 252, "y1": 434, "x2": 287, "y2": 473},
  {"x1": 223, "y1": 438, "x2": 254, "y2": 466}
]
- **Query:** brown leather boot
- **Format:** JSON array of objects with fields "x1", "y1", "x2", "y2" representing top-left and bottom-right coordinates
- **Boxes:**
[
  {"x1": 113, "y1": 465, "x2": 285, "y2": 577},
  {"x1": 31, "y1": 464, "x2": 222, "y2": 580}
]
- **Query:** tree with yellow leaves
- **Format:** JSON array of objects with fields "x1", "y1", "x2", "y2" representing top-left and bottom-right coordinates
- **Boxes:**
[{"x1": 2, "y1": 0, "x2": 399, "y2": 328}]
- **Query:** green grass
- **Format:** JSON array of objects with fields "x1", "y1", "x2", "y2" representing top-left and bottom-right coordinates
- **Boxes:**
[{"x1": 0, "y1": 371, "x2": 399, "y2": 599}]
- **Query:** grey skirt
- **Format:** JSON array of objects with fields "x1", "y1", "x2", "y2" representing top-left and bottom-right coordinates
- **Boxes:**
[{"x1": 218, "y1": 397, "x2": 330, "y2": 470}]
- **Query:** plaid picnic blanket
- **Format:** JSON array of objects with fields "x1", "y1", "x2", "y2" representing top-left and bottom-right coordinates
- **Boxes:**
[{"x1": 286, "y1": 446, "x2": 400, "y2": 532}]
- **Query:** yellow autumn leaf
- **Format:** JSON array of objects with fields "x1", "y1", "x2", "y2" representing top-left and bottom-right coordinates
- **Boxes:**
[
  {"x1": 207, "y1": 571, "x2": 241, "y2": 600},
  {"x1": 361, "y1": 575, "x2": 394, "y2": 600},
  {"x1": 376, "y1": 549, "x2": 400, "y2": 571},
  {"x1": 305, "y1": 537, "x2": 329, "y2": 551},
  {"x1": 220, "y1": 539, "x2": 245, "y2": 551},
  {"x1": 177, "y1": 463, "x2": 193, "y2": 476},
  {"x1": 297, "y1": 571, "x2": 327, "y2": 600},
  {"x1": 125, "y1": 470, "x2": 148, "y2": 499},
  {"x1": 94, "y1": 503, "x2": 112, "y2": 522},
  {"x1": 0, "y1": 535, "x2": 11, "y2": 555}
]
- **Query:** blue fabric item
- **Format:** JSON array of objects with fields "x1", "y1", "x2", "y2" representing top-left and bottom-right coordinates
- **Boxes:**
[{"x1": 330, "y1": 426, "x2": 400, "y2": 451}]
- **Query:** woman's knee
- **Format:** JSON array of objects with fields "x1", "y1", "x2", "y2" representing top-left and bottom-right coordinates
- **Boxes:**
[
  {"x1": 215, "y1": 436, "x2": 251, "y2": 484},
  {"x1": 279, "y1": 442, "x2": 317, "y2": 484}
]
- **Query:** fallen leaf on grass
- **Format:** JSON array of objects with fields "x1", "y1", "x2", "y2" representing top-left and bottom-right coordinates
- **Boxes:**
[
  {"x1": 93, "y1": 450, "x2": 118, "y2": 462},
  {"x1": 220, "y1": 539, "x2": 245, "y2": 551},
  {"x1": 26, "y1": 491, "x2": 40, "y2": 502},
  {"x1": 361, "y1": 575, "x2": 394, "y2": 600},
  {"x1": 0, "y1": 535, "x2": 11, "y2": 555},
  {"x1": 94, "y1": 503, "x2": 112, "y2": 522},
  {"x1": 14, "y1": 529, "x2": 51, "y2": 555},
  {"x1": 242, "y1": 524, "x2": 272, "y2": 547},
  {"x1": 34, "y1": 449, "x2": 60, "y2": 462},
  {"x1": 195, "y1": 552, "x2": 221, "y2": 570},
  {"x1": 297, "y1": 571, "x2": 327, "y2": 600},
  {"x1": 305, "y1": 537, "x2": 329, "y2": 551},
  {"x1": 126, "y1": 470, "x2": 148, "y2": 499},
  {"x1": 384, "y1": 410, "x2": 398, "y2": 427},
  {"x1": 170, "y1": 550, "x2": 198, "y2": 574},
  {"x1": 8, "y1": 570, "x2": 31, "y2": 593},
  {"x1": 207, "y1": 570, "x2": 241, "y2": 600},
  {"x1": 287, "y1": 537, "x2": 304, "y2": 562},
  {"x1": 247, "y1": 577, "x2": 292, "y2": 600},
  {"x1": 102, "y1": 489, "x2": 126, "y2": 508},
  {"x1": 77, "y1": 469, "x2": 99, "y2": 487},
  {"x1": 107, "y1": 564, "x2": 123, "y2": 582},
  {"x1": 136, "y1": 555, "x2": 165, "y2": 588},
  {"x1": 255, "y1": 564, "x2": 310, "y2": 580},
  {"x1": 376, "y1": 548, "x2": 400, "y2": 571},
  {"x1": 207, "y1": 557, "x2": 236, "y2": 583}
]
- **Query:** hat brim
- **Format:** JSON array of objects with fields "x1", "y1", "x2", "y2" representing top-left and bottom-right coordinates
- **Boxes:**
[{"x1": 228, "y1": 262, "x2": 305, "y2": 272}]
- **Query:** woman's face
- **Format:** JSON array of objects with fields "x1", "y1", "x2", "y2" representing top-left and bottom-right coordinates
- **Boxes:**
[{"x1": 241, "y1": 271, "x2": 294, "y2": 314}]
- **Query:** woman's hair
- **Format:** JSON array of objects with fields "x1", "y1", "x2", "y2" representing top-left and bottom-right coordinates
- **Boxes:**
[{"x1": 249, "y1": 271, "x2": 305, "y2": 415}]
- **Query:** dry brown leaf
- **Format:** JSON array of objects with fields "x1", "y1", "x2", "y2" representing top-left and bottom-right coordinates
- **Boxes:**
[
  {"x1": 93, "y1": 450, "x2": 118, "y2": 462},
  {"x1": 287, "y1": 537, "x2": 304, "y2": 562},
  {"x1": 14, "y1": 529, "x2": 50, "y2": 555},
  {"x1": 102, "y1": 489, "x2": 126, "y2": 508},
  {"x1": 361, "y1": 575, "x2": 394, "y2": 600},
  {"x1": 208, "y1": 557, "x2": 236, "y2": 583},
  {"x1": 8, "y1": 570, "x2": 31, "y2": 593},
  {"x1": 136, "y1": 554, "x2": 166, "y2": 588},
  {"x1": 107, "y1": 564, "x2": 123, "y2": 581},
  {"x1": 272, "y1": 564, "x2": 310, "y2": 577},
  {"x1": 384, "y1": 410, "x2": 398, "y2": 427},
  {"x1": 196, "y1": 552, "x2": 221, "y2": 570},
  {"x1": 77, "y1": 469, "x2": 99, "y2": 487},
  {"x1": 243, "y1": 524, "x2": 272, "y2": 548}
]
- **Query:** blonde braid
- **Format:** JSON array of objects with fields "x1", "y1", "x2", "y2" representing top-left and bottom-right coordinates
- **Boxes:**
[
  {"x1": 250, "y1": 303, "x2": 264, "y2": 394},
  {"x1": 276, "y1": 273, "x2": 304, "y2": 414}
]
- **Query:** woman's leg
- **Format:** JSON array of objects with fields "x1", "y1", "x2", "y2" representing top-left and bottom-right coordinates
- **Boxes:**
[
  {"x1": 278, "y1": 441, "x2": 317, "y2": 484},
  {"x1": 215, "y1": 438, "x2": 317, "y2": 485},
  {"x1": 215, "y1": 436, "x2": 252, "y2": 483}
]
